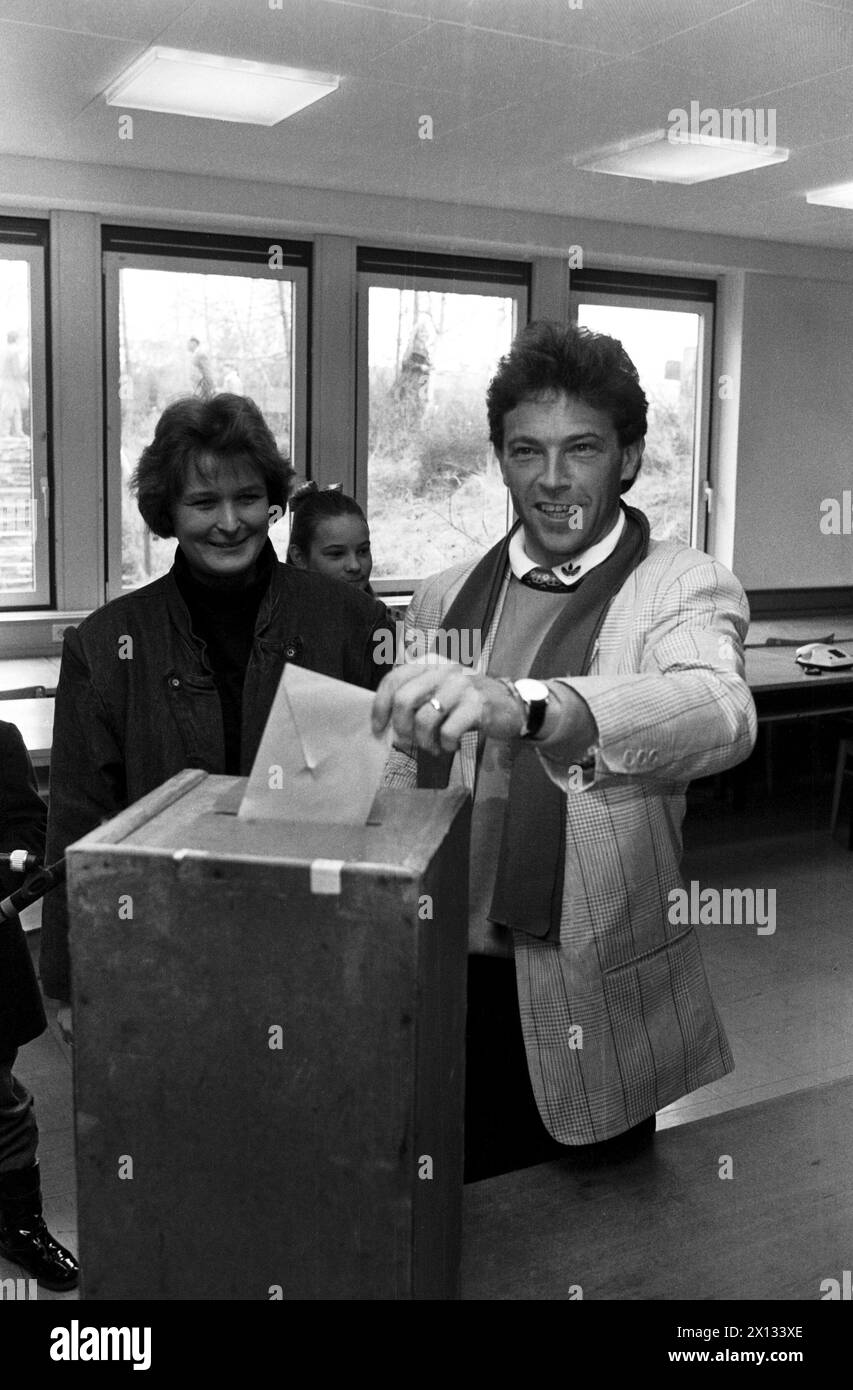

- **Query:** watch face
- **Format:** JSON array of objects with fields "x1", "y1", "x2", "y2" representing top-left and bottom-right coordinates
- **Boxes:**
[{"x1": 515, "y1": 678, "x2": 550, "y2": 703}]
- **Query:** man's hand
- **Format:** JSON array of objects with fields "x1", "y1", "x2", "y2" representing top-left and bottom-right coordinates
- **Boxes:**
[{"x1": 372, "y1": 662, "x2": 525, "y2": 755}]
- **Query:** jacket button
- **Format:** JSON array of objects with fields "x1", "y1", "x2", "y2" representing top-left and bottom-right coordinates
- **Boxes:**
[
  {"x1": 169, "y1": 676, "x2": 181, "y2": 689},
  {"x1": 284, "y1": 646, "x2": 297, "y2": 659}
]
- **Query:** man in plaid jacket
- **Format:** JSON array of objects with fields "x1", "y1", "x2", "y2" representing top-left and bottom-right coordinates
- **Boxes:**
[{"x1": 373, "y1": 322, "x2": 756, "y2": 1182}]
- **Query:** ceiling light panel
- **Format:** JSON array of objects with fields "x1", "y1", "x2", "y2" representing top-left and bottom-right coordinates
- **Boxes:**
[
  {"x1": 104, "y1": 47, "x2": 339, "y2": 126},
  {"x1": 575, "y1": 129, "x2": 789, "y2": 184},
  {"x1": 806, "y1": 183, "x2": 853, "y2": 210}
]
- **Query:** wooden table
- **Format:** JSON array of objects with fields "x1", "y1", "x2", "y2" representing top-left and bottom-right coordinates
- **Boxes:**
[
  {"x1": 0, "y1": 695, "x2": 54, "y2": 766},
  {"x1": 746, "y1": 647, "x2": 853, "y2": 720},
  {"x1": 745, "y1": 618, "x2": 853, "y2": 721},
  {"x1": 462, "y1": 1076, "x2": 853, "y2": 1300}
]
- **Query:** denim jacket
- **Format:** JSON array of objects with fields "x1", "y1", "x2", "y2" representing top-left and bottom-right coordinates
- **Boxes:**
[{"x1": 40, "y1": 552, "x2": 390, "y2": 999}]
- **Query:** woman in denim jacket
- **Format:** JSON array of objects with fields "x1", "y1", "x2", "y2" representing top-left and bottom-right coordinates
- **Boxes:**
[{"x1": 40, "y1": 394, "x2": 390, "y2": 1012}]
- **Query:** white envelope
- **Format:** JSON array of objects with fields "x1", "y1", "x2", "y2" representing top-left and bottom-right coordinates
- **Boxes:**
[{"x1": 238, "y1": 664, "x2": 392, "y2": 824}]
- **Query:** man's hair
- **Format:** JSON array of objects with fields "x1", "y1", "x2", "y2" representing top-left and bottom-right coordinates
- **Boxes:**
[
  {"x1": 487, "y1": 321, "x2": 649, "y2": 468},
  {"x1": 131, "y1": 393, "x2": 293, "y2": 539}
]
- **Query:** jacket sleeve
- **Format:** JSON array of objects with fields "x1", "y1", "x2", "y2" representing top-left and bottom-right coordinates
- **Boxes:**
[
  {"x1": 536, "y1": 555, "x2": 757, "y2": 792},
  {"x1": 0, "y1": 721, "x2": 47, "y2": 899},
  {"x1": 381, "y1": 587, "x2": 428, "y2": 790},
  {"x1": 39, "y1": 627, "x2": 128, "y2": 1001},
  {"x1": 360, "y1": 599, "x2": 396, "y2": 692}
]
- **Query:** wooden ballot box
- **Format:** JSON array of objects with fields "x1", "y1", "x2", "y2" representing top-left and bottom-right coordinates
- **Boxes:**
[{"x1": 67, "y1": 769, "x2": 470, "y2": 1301}]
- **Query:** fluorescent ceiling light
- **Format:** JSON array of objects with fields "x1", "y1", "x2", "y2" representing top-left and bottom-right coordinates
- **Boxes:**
[
  {"x1": 806, "y1": 182, "x2": 853, "y2": 209},
  {"x1": 104, "y1": 46, "x2": 339, "y2": 126},
  {"x1": 574, "y1": 129, "x2": 789, "y2": 184}
]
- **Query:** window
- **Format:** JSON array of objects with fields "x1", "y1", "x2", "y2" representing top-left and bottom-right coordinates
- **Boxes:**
[
  {"x1": 0, "y1": 219, "x2": 50, "y2": 609},
  {"x1": 356, "y1": 249, "x2": 529, "y2": 591},
  {"x1": 571, "y1": 270, "x2": 715, "y2": 548},
  {"x1": 103, "y1": 227, "x2": 309, "y2": 598}
]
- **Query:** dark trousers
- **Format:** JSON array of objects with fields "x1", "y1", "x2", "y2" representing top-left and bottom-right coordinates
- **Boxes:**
[
  {"x1": 464, "y1": 955, "x2": 655, "y2": 1184},
  {"x1": 0, "y1": 1051, "x2": 38, "y2": 1176}
]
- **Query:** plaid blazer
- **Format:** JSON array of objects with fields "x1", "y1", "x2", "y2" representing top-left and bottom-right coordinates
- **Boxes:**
[{"x1": 384, "y1": 536, "x2": 757, "y2": 1144}]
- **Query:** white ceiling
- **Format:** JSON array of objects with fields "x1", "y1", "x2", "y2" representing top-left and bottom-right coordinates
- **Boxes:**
[{"x1": 2, "y1": 0, "x2": 853, "y2": 248}]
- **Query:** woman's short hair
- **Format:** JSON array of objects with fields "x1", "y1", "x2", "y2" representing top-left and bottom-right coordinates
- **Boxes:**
[
  {"x1": 131, "y1": 393, "x2": 294, "y2": 538},
  {"x1": 487, "y1": 321, "x2": 649, "y2": 464},
  {"x1": 288, "y1": 485, "x2": 368, "y2": 557}
]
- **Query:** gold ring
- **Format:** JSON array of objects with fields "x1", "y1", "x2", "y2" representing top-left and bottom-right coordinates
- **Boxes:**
[{"x1": 429, "y1": 696, "x2": 443, "y2": 714}]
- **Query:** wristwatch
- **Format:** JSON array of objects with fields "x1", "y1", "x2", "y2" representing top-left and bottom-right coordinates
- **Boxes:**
[{"x1": 511, "y1": 678, "x2": 551, "y2": 739}]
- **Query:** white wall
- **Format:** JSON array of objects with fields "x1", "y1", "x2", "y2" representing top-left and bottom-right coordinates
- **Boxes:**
[{"x1": 734, "y1": 273, "x2": 853, "y2": 591}]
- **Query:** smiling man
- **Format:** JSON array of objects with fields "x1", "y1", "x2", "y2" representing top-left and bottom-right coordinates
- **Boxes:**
[{"x1": 375, "y1": 321, "x2": 757, "y2": 1181}]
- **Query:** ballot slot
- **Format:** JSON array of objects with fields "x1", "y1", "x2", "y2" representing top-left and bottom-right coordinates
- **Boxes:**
[
  {"x1": 98, "y1": 776, "x2": 456, "y2": 880},
  {"x1": 67, "y1": 771, "x2": 470, "y2": 1301}
]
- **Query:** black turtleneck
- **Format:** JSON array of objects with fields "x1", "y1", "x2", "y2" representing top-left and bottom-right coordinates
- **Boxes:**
[{"x1": 173, "y1": 540, "x2": 276, "y2": 774}]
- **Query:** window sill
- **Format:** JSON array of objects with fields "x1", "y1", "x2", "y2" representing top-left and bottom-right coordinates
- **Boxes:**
[{"x1": 0, "y1": 609, "x2": 88, "y2": 658}]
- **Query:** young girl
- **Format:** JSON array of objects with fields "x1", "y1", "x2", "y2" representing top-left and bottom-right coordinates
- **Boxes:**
[
  {"x1": 287, "y1": 485, "x2": 407, "y2": 627},
  {"x1": 287, "y1": 485, "x2": 374, "y2": 592}
]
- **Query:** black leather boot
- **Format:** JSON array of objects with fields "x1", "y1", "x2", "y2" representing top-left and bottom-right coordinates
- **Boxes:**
[{"x1": 0, "y1": 1163, "x2": 79, "y2": 1291}]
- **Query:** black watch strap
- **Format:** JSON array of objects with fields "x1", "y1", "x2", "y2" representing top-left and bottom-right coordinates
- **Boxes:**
[{"x1": 523, "y1": 696, "x2": 548, "y2": 740}]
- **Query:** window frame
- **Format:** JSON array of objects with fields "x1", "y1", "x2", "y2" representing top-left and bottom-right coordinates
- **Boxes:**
[
  {"x1": 0, "y1": 221, "x2": 52, "y2": 610},
  {"x1": 355, "y1": 249, "x2": 530, "y2": 594},
  {"x1": 569, "y1": 269, "x2": 716, "y2": 551},
  {"x1": 102, "y1": 230, "x2": 309, "y2": 601}
]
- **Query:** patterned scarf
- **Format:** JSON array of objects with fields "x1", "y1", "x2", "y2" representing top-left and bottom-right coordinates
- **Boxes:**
[{"x1": 417, "y1": 505, "x2": 650, "y2": 940}]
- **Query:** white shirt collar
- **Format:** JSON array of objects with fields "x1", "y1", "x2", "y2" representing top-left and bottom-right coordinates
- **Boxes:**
[{"x1": 508, "y1": 509, "x2": 626, "y2": 587}]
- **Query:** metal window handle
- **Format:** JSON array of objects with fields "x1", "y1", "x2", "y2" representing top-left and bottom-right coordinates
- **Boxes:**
[
  {"x1": 40, "y1": 476, "x2": 49, "y2": 520},
  {"x1": 704, "y1": 482, "x2": 714, "y2": 515}
]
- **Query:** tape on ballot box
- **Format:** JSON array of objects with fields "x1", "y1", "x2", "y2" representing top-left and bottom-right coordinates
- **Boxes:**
[{"x1": 238, "y1": 665, "x2": 393, "y2": 825}]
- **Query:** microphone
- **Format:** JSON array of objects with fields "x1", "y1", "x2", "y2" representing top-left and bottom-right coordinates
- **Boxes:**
[
  {"x1": 0, "y1": 850, "x2": 41, "y2": 874},
  {"x1": 0, "y1": 858, "x2": 66, "y2": 924}
]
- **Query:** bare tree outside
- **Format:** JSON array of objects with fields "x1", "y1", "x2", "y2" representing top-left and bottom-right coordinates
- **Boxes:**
[
  {"x1": 367, "y1": 287, "x2": 515, "y2": 583},
  {"x1": 0, "y1": 259, "x2": 34, "y2": 594}
]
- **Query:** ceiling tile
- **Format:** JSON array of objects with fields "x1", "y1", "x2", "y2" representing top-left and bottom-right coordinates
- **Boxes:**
[
  {"x1": 0, "y1": 0, "x2": 189, "y2": 41},
  {"x1": 0, "y1": 23, "x2": 140, "y2": 126},
  {"x1": 431, "y1": 53, "x2": 687, "y2": 166},
  {"x1": 357, "y1": 21, "x2": 612, "y2": 91},
  {"x1": 736, "y1": 67, "x2": 853, "y2": 150},
  {"x1": 154, "y1": 0, "x2": 432, "y2": 74},
  {"x1": 325, "y1": 0, "x2": 762, "y2": 54},
  {"x1": 650, "y1": 0, "x2": 853, "y2": 96}
]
